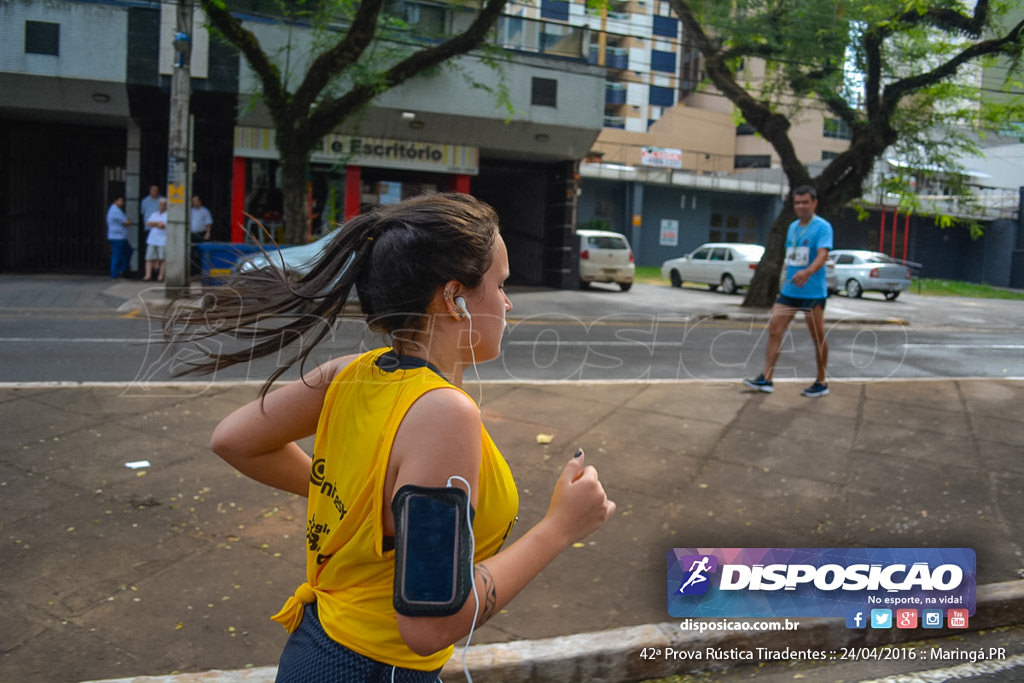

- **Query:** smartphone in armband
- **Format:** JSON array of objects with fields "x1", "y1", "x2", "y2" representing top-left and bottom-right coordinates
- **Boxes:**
[{"x1": 392, "y1": 484, "x2": 473, "y2": 617}]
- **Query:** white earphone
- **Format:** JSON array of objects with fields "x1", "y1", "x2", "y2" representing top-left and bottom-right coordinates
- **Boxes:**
[
  {"x1": 452, "y1": 294, "x2": 482, "y2": 406},
  {"x1": 454, "y1": 295, "x2": 470, "y2": 319}
]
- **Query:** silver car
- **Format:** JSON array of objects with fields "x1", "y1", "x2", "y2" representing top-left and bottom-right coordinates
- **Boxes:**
[
  {"x1": 660, "y1": 242, "x2": 765, "y2": 294},
  {"x1": 828, "y1": 249, "x2": 913, "y2": 300},
  {"x1": 235, "y1": 233, "x2": 334, "y2": 276}
]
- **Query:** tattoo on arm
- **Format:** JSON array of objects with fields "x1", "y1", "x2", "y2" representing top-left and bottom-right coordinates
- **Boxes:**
[{"x1": 475, "y1": 564, "x2": 499, "y2": 623}]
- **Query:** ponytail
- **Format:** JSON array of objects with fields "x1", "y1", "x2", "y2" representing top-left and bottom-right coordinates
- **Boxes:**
[{"x1": 163, "y1": 193, "x2": 498, "y2": 396}]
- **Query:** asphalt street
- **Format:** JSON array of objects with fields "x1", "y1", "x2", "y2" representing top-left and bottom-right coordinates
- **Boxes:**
[{"x1": 2, "y1": 276, "x2": 1024, "y2": 384}]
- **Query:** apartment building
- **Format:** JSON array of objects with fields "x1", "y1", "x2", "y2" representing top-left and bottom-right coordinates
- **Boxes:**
[{"x1": 507, "y1": 0, "x2": 852, "y2": 268}]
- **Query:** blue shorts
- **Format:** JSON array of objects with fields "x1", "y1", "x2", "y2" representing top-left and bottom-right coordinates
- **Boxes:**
[
  {"x1": 276, "y1": 603, "x2": 442, "y2": 683},
  {"x1": 775, "y1": 294, "x2": 827, "y2": 311}
]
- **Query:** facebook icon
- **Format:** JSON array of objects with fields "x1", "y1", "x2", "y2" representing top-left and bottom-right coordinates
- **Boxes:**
[{"x1": 846, "y1": 610, "x2": 867, "y2": 629}]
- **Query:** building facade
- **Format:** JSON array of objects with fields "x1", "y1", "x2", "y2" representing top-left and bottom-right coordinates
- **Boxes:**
[
  {"x1": 3, "y1": 0, "x2": 1018, "y2": 285},
  {"x1": 0, "y1": 0, "x2": 606, "y2": 287}
]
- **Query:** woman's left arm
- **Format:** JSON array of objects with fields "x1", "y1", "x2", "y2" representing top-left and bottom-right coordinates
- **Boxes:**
[{"x1": 211, "y1": 356, "x2": 355, "y2": 496}]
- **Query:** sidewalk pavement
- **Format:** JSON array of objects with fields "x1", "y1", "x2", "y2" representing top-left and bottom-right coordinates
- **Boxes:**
[{"x1": 1, "y1": 275, "x2": 1022, "y2": 683}]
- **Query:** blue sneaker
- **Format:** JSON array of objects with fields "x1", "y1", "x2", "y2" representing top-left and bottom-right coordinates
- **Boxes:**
[
  {"x1": 743, "y1": 375, "x2": 774, "y2": 393},
  {"x1": 801, "y1": 381, "x2": 829, "y2": 397}
]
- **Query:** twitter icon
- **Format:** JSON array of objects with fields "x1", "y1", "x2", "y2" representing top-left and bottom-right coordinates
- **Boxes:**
[{"x1": 870, "y1": 609, "x2": 893, "y2": 628}]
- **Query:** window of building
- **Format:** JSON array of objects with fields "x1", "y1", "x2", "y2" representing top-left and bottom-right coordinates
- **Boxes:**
[
  {"x1": 25, "y1": 20, "x2": 59, "y2": 56},
  {"x1": 532, "y1": 77, "x2": 558, "y2": 107},
  {"x1": 824, "y1": 117, "x2": 852, "y2": 140},
  {"x1": 651, "y1": 50, "x2": 677, "y2": 74},
  {"x1": 649, "y1": 85, "x2": 674, "y2": 108},
  {"x1": 652, "y1": 15, "x2": 678, "y2": 38},
  {"x1": 734, "y1": 155, "x2": 771, "y2": 169},
  {"x1": 822, "y1": 150, "x2": 840, "y2": 160},
  {"x1": 540, "y1": 0, "x2": 570, "y2": 21},
  {"x1": 709, "y1": 214, "x2": 758, "y2": 243},
  {"x1": 736, "y1": 122, "x2": 756, "y2": 135}
]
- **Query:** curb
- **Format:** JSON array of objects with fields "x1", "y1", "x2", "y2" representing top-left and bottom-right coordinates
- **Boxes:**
[{"x1": 81, "y1": 580, "x2": 1024, "y2": 683}]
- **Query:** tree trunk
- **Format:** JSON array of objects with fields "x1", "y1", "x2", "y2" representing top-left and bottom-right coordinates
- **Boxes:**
[
  {"x1": 280, "y1": 149, "x2": 311, "y2": 245},
  {"x1": 742, "y1": 208, "x2": 794, "y2": 308}
]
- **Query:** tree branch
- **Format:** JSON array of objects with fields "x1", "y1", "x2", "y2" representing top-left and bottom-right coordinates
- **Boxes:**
[
  {"x1": 306, "y1": 0, "x2": 509, "y2": 140},
  {"x1": 668, "y1": 0, "x2": 808, "y2": 184},
  {"x1": 882, "y1": 16, "x2": 1024, "y2": 119},
  {"x1": 895, "y1": 0, "x2": 989, "y2": 38},
  {"x1": 200, "y1": 1, "x2": 289, "y2": 122},
  {"x1": 291, "y1": 0, "x2": 385, "y2": 118}
]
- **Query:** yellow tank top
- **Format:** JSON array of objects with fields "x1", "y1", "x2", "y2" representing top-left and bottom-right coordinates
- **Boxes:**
[{"x1": 271, "y1": 348, "x2": 519, "y2": 671}]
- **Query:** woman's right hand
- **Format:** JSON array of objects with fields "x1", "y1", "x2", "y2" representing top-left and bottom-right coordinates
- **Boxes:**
[{"x1": 543, "y1": 450, "x2": 616, "y2": 546}]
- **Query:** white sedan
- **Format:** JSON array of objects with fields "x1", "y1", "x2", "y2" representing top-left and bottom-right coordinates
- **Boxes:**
[{"x1": 661, "y1": 243, "x2": 765, "y2": 294}]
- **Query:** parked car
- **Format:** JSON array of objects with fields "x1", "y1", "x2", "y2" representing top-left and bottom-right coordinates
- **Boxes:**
[
  {"x1": 828, "y1": 249, "x2": 913, "y2": 300},
  {"x1": 578, "y1": 229, "x2": 636, "y2": 292},
  {"x1": 825, "y1": 256, "x2": 837, "y2": 293},
  {"x1": 660, "y1": 242, "x2": 765, "y2": 294},
  {"x1": 235, "y1": 233, "x2": 334, "y2": 276}
]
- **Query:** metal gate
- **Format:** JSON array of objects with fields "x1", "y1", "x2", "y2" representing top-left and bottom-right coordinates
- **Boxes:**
[{"x1": 1, "y1": 120, "x2": 125, "y2": 273}]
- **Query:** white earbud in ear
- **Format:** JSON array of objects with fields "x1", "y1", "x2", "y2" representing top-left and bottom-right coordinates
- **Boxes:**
[{"x1": 454, "y1": 296, "x2": 470, "y2": 319}]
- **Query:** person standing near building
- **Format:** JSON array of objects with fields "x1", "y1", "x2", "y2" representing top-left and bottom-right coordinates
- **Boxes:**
[
  {"x1": 144, "y1": 198, "x2": 168, "y2": 282},
  {"x1": 190, "y1": 195, "x2": 213, "y2": 242},
  {"x1": 744, "y1": 185, "x2": 833, "y2": 397},
  {"x1": 106, "y1": 196, "x2": 133, "y2": 279},
  {"x1": 141, "y1": 185, "x2": 163, "y2": 228},
  {"x1": 190, "y1": 195, "x2": 214, "y2": 276}
]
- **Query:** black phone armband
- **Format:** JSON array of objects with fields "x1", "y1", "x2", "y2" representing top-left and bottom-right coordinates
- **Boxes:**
[{"x1": 392, "y1": 484, "x2": 473, "y2": 617}]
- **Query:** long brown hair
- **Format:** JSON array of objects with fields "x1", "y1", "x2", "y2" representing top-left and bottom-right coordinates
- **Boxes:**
[{"x1": 164, "y1": 193, "x2": 499, "y2": 393}]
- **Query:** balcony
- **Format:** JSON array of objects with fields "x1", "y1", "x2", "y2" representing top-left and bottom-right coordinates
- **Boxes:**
[
  {"x1": 497, "y1": 15, "x2": 588, "y2": 59},
  {"x1": 380, "y1": 1, "x2": 590, "y2": 60},
  {"x1": 605, "y1": 82, "x2": 627, "y2": 105},
  {"x1": 589, "y1": 45, "x2": 629, "y2": 70}
]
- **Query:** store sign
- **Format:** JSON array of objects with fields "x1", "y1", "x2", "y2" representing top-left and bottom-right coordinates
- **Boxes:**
[
  {"x1": 660, "y1": 219, "x2": 679, "y2": 247},
  {"x1": 234, "y1": 126, "x2": 479, "y2": 175},
  {"x1": 641, "y1": 146, "x2": 683, "y2": 169}
]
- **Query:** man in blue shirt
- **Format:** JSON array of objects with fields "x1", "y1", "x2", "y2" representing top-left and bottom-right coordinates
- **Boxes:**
[
  {"x1": 745, "y1": 185, "x2": 833, "y2": 397},
  {"x1": 106, "y1": 196, "x2": 133, "y2": 279}
]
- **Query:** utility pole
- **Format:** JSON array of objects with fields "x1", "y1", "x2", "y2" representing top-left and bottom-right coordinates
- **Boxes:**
[{"x1": 165, "y1": 0, "x2": 193, "y2": 299}]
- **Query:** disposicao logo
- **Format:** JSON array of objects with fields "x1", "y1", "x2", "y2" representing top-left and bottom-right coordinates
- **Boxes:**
[
  {"x1": 667, "y1": 548, "x2": 975, "y2": 619},
  {"x1": 676, "y1": 555, "x2": 718, "y2": 596}
]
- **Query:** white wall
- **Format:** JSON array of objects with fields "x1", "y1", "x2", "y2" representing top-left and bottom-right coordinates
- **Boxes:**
[{"x1": 0, "y1": 0, "x2": 126, "y2": 81}]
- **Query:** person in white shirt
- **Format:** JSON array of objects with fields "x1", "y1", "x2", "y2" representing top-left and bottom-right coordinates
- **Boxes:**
[{"x1": 145, "y1": 198, "x2": 168, "y2": 282}]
